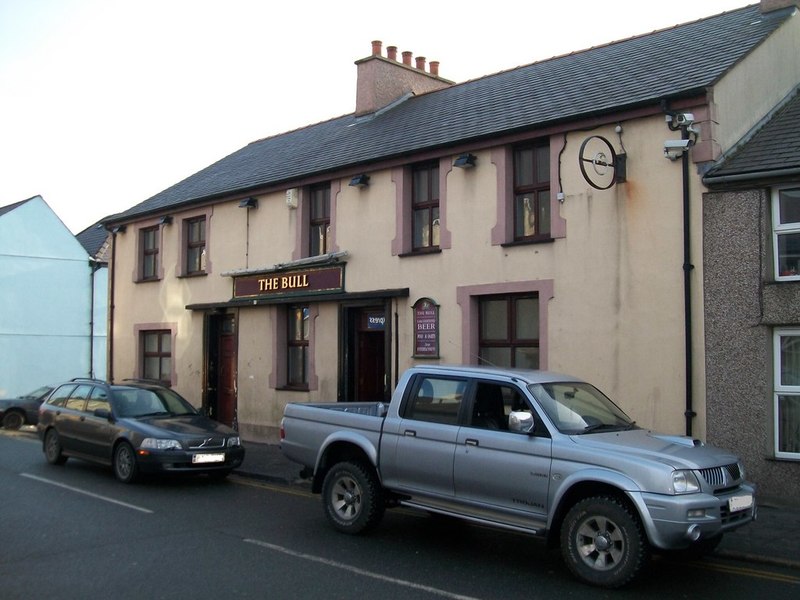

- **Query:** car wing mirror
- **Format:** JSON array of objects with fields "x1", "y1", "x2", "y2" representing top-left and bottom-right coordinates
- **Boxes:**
[
  {"x1": 509, "y1": 410, "x2": 535, "y2": 434},
  {"x1": 94, "y1": 408, "x2": 112, "y2": 421}
]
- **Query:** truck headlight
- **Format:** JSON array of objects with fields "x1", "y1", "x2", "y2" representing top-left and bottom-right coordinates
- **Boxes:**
[
  {"x1": 672, "y1": 469, "x2": 701, "y2": 494},
  {"x1": 141, "y1": 438, "x2": 182, "y2": 450}
]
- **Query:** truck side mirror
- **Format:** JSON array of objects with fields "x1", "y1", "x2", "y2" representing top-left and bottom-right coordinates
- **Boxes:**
[{"x1": 509, "y1": 410, "x2": 535, "y2": 434}]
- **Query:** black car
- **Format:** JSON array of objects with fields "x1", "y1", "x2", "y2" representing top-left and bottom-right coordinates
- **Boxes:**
[
  {"x1": 37, "y1": 378, "x2": 245, "y2": 483},
  {"x1": 0, "y1": 385, "x2": 54, "y2": 430}
]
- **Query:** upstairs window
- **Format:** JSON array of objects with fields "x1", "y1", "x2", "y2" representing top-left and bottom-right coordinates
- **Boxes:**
[
  {"x1": 774, "y1": 187, "x2": 800, "y2": 280},
  {"x1": 412, "y1": 162, "x2": 440, "y2": 250},
  {"x1": 139, "y1": 226, "x2": 159, "y2": 281},
  {"x1": 309, "y1": 184, "x2": 330, "y2": 256},
  {"x1": 185, "y1": 216, "x2": 206, "y2": 275},
  {"x1": 514, "y1": 145, "x2": 550, "y2": 241}
]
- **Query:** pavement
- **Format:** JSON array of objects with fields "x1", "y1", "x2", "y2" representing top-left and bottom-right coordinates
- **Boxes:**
[{"x1": 234, "y1": 440, "x2": 800, "y2": 570}]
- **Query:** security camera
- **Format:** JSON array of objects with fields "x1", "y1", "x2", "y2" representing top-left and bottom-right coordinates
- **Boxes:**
[
  {"x1": 664, "y1": 138, "x2": 692, "y2": 160},
  {"x1": 674, "y1": 113, "x2": 695, "y2": 126}
]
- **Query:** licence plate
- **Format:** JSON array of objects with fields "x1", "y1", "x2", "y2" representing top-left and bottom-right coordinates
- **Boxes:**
[
  {"x1": 192, "y1": 453, "x2": 225, "y2": 464},
  {"x1": 728, "y1": 494, "x2": 753, "y2": 512}
]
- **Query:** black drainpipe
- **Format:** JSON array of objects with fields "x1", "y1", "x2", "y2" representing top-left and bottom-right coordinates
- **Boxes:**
[{"x1": 681, "y1": 126, "x2": 696, "y2": 437}]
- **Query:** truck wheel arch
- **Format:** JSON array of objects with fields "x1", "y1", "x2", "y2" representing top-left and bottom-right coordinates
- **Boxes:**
[{"x1": 313, "y1": 439, "x2": 379, "y2": 494}]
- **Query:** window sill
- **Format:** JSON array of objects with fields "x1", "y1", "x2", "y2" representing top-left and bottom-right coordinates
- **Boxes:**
[
  {"x1": 277, "y1": 385, "x2": 310, "y2": 392},
  {"x1": 501, "y1": 237, "x2": 555, "y2": 248},
  {"x1": 136, "y1": 277, "x2": 162, "y2": 284},
  {"x1": 177, "y1": 272, "x2": 208, "y2": 279},
  {"x1": 399, "y1": 248, "x2": 442, "y2": 258}
]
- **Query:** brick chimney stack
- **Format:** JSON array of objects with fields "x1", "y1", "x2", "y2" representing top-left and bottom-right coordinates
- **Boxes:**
[
  {"x1": 760, "y1": 0, "x2": 800, "y2": 11},
  {"x1": 355, "y1": 41, "x2": 453, "y2": 116}
]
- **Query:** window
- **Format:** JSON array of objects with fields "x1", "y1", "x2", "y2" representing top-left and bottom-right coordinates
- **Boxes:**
[
  {"x1": 142, "y1": 330, "x2": 171, "y2": 384},
  {"x1": 140, "y1": 226, "x2": 159, "y2": 280},
  {"x1": 185, "y1": 217, "x2": 206, "y2": 275},
  {"x1": 85, "y1": 387, "x2": 110, "y2": 413},
  {"x1": 513, "y1": 145, "x2": 550, "y2": 241},
  {"x1": 65, "y1": 385, "x2": 92, "y2": 411},
  {"x1": 775, "y1": 329, "x2": 800, "y2": 458},
  {"x1": 773, "y1": 187, "x2": 800, "y2": 280},
  {"x1": 404, "y1": 376, "x2": 466, "y2": 424},
  {"x1": 479, "y1": 294, "x2": 539, "y2": 369},
  {"x1": 287, "y1": 306, "x2": 310, "y2": 388},
  {"x1": 309, "y1": 184, "x2": 330, "y2": 256},
  {"x1": 412, "y1": 162, "x2": 440, "y2": 250}
]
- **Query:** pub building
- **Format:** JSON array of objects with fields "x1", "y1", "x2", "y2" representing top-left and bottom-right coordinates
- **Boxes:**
[{"x1": 101, "y1": 2, "x2": 800, "y2": 508}]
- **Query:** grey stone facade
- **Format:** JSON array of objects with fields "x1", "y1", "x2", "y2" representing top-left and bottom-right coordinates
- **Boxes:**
[{"x1": 703, "y1": 188, "x2": 800, "y2": 502}]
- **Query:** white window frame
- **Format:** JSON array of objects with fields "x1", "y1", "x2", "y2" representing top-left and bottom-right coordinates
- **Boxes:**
[
  {"x1": 774, "y1": 328, "x2": 800, "y2": 459},
  {"x1": 772, "y1": 186, "x2": 800, "y2": 281}
]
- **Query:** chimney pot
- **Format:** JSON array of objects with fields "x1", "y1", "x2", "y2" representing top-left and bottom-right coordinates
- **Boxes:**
[
  {"x1": 371, "y1": 40, "x2": 382, "y2": 56},
  {"x1": 415, "y1": 56, "x2": 426, "y2": 70},
  {"x1": 387, "y1": 45, "x2": 398, "y2": 61},
  {"x1": 402, "y1": 51, "x2": 412, "y2": 66},
  {"x1": 429, "y1": 61, "x2": 439, "y2": 76}
]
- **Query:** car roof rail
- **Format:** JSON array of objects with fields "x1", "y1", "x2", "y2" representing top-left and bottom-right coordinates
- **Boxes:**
[
  {"x1": 119, "y1": 378, "x2": 168, "y2": 386},
  {"x1": 69, "y1": 377, "x2": 107, "y2": 384}
]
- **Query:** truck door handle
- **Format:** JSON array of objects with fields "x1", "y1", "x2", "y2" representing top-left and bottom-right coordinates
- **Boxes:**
[
  {"x1": 465, "y1": 438, "x2": 479, "y2": 447},
  {"x1": 404, "y1": 430, "x2": 417, "y2": 437}
]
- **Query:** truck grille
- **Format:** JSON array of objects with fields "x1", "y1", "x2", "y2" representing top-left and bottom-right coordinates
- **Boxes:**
[{"x1": 699, "y1": 463, "x2": 741, "y2": 488}]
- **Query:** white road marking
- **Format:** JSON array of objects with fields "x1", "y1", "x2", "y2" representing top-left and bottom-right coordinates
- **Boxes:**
[
  {"x1": 20, "y1": 473, "x2": 154, "y2": 514},
  {"x1": 244, "y1": 538, "x2": 482, "y2": 600}
]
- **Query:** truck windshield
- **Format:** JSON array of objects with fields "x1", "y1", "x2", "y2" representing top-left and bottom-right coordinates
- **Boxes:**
[{"x1": 527, "y1": 382, "x2": 635, "y2": 434}]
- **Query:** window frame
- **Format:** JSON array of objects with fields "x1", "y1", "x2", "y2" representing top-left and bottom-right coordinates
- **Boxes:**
[
  {"x1": 412, "y1": 161, "x2": 441, "y2": 251},
  {"x1": 139, "y1": 225, "x2": 160, "y2": 281},
  {"x1": 309, "y1": 183, "x2": 331, "y2": 257},
  {"x1": 512, "y1": 143, "x2": 551, "y2": 242},
  {"x1": 772, "y1": 186, "x2": 800, "y2": 281},
  {"x1": 286, "y1": 305, "x2": 310, "y2": 390},
  {"x1": 141, "y1": 329, "x2": 172, "y2": 386},
  {"x1": 184, "y1": 216, "x2": 207, "y2": 276},
  {"x1": 478, "y1": 293, "x2": 540, "y2": 369},
  {"x1": 774, "y1": 328, "x2": 800, "y2": 459}
]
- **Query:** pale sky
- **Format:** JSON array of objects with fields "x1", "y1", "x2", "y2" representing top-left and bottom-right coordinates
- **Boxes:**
[{"x1": 0, "y1": 0, "x2": 750, "y2": 234}]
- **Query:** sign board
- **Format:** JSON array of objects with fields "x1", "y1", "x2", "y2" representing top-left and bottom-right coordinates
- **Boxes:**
[
  {"x1": 233, "y1": 265, "x2": 344, "y2": 300},
  {"x1": 413, "y1": 297, "x2": 439, "y2": 358}
]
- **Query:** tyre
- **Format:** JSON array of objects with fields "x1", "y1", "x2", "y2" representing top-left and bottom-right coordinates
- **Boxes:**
[
  {"x1": 2, "y1": 410, "x2": 25, "y2": 430},
  {"x1": 43, "y1": 429, "x2": 67, "y2": 465},
  {"x1": 321, "y1": 461, "x2": 385, "y2": 534},
  {"x1": 113, "y1": 442, "x2": 139, "y2": 483},
  {"x1": 560, "y1": 496, "x2": 649, "y2": 588}
]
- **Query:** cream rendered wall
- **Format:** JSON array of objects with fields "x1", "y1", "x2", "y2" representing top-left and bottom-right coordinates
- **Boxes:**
[{"x1": 713, "y1": 11, "x2": 800, "y2": 155}]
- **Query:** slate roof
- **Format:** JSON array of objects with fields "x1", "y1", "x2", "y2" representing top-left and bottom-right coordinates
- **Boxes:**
[
  {"x1": 104, "y1": 4, "x2": 793, "y2": 225},
  {"x1": 704, "y1": 87, "x2": 800, "y2": 181},
  {"x1": 76, "y1": 222, "x2": 111, "y2": 259}
]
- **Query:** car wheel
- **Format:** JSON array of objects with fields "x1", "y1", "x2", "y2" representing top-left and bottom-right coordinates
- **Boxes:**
[
  {"x1": 321, "y1": 461, "x2": 384, "y2": 534},
  {"x1": 2, "y1": 410, "x2": 25, "y2": 430},
  {"x1": 561, "y1": 496, "x2": 649, "y2": 588},
  {"x1": 113, "y1": 442, "x2": 139, "y2": 483},
  {"x1": 43, "y1": 429, "x2": 67, "y2": 465}
]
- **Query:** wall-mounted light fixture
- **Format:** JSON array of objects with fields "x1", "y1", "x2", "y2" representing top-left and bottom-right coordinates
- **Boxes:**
[
  {"x1": 239, "y1": 197, "x2": 258, "y2": 209},
  {"x1": 159, "y1": 215, "x2": 173, "y2": 225},
  {"x1": 349, "y1": 174, "x2": 370, "y2": 188},
  {"x1": 453, "y1": 153, "x2": 476, "y2": 168},
  {"x1": 111, "y1": 225, "x2": 126, "y2": 234}
]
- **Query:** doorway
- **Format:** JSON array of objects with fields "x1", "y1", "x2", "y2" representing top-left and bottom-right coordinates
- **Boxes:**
[
  {"x1": 341, "y1": 305, "x2": 389, "y2": 402},
  {"x1": 206, "y1": 313, "x2": 238, "y2": 428}
]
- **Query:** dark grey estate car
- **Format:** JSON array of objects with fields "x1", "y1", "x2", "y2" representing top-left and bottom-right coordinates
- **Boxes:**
[{"x1": 37, "y1": 378, "x2": 245, "y2": 483}]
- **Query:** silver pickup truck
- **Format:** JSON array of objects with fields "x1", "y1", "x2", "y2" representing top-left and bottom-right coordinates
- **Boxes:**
[{"x1": 280, "y1": 365, "x2": 756, "y2": 588}]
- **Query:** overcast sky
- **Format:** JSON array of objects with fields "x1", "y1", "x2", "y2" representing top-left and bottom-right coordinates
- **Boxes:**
[{"x1": 0, "y1": 0, "x2": 749, "y2": 234}]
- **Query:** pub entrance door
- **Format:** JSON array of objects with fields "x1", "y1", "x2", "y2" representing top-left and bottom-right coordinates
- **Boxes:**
[
  {"x1": 206, "y1": 313, "x2": 238, "y2": 428},
  {"x1": 341, "y1": 305, "x2": 388, "y2": 403}
]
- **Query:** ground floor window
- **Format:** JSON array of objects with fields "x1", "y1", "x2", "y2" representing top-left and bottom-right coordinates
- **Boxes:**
[
  {"x1": 287, "y1": 305, "x2": 310, "y2": 388},
  {"x1": 141, "y1": 330, "x2": 171, "y2": 384},
  {"x1": 776, "y1": 329, "x2": 800, "y2": 458},
  {"x1": 478, "y1": 294, "x2": 539, "y2": 369}
]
